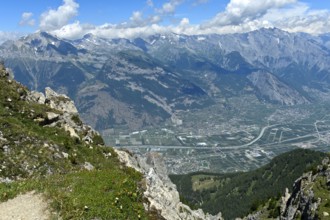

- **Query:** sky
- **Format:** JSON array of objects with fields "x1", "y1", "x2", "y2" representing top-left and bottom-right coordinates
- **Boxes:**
[{"x1": 0, "y1": 0, "x2": 330, "y2": 41}]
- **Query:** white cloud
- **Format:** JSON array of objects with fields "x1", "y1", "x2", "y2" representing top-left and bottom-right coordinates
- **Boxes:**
[
  {"x1": 157, "y1": 0, "x2": 184, "y2": 14},
  {"x1": 52, "y1": 21, "x2": 92, "y2": 39},
  {"x1": 130, "y1": 11, "x2": 143, "y2": 24},
  {"x1": 204, "y1": 0, "x2": 296, "y2": 27},
  {"x1": 150, "y1": 15, "x2": 162, "y2": 24},
  {"x1": 43, "y1": 0, "x2": 330, "y2": 40},
  {"x1": 126, "y1": 11, "x2": 162, "y2": 28},
  {"x1": 199, "y1": 1, "x2": 330, "y2": 35},
  {"x1": 39, "y1": 0, "x2": 79, "y2": 31},
  {"x1": 19, "y1": 12, "x2": 35, "y2": 26},
  {"x1": 180, "y1": 17, "x2": 190, "y2": 26},
  {"x1": 268, "y1": 4, "x2": 330, "y2": 35},
  {"x1": 0, "y1": 31, "x2": 23, "y2": 44}
]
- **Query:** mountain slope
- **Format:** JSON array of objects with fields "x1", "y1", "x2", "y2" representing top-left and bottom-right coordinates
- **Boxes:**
[
  {"x1": 280, "y1": 157, "x2": 330, "y2": 219},
  {"x1": 0, "y1": 63, "x2": 223, "y2": 220},
  {"x1": 76, "y1": 50, "x2": 209, "y2": 130},
  {"x1": 0, "y1": 63, "x2": 151, "y2": 219},
  {"x1": 170, "y1": 149, "x2": 327, "y2": 219},
  {"x1": 0, "y1": 32, "x2": 211, "y2": 131}
]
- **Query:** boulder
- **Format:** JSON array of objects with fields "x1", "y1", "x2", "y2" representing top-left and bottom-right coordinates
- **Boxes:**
[
  {"x1": 45, "y1": 87, "x2": 78, "y2": 114},
  {"x1": 46, "y1": 112, "x2": 59, "y2": 122},
  {"x1": 63, "y1": 124, "x2": 80, "y2": 139},
  {"x1": 83, "y1": 162, "x2": 94, "y2": 171},
  {"x1": 28, "y1": 91, "x2": 46, "y2": 104}
]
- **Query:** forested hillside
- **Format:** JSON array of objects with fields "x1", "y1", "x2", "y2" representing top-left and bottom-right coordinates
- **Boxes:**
[{"x1": 170, "y1": 149, "x2": 327, "y2": 219}]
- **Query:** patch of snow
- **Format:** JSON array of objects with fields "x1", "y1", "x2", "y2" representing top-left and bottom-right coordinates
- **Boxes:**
[{"x1": 218, "y1": 41, "x2": 223, "y2": 49}]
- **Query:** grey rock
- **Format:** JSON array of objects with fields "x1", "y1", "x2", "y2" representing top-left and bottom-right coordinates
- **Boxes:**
[
  {"x1": 115, "y1": 149, "x2": 223, "y2": 220},
  {"x1": 280, "y1": 158, "x2": 330, "y2": 220},
  {"x1": 0, "y1": 130, "x2": 7, "y2": 142},
  {"x1": 45, "y1": 87, "x2": 78, "y2": 114},
  {"x1": 62, "y1": 152, "x2": 69, "y2": 159},
  {"x1": 46, "y1": 112, "x2": 59, "y2": 121},
  {"x1": 82, "y1": 135, "x2": 93, "y2": 144},
  {"x1": 83, "y1": 162, "x2": 94, "y2": 171},
  {"x1": 27, "y1": 91, "x2": 46, "y2": 104},
  {"x1": 26, "y1": 86, "x2": 103, "y2": 144},
  {"x1": 3, "y1": 145, "x2": 9, "y2": 154},
  {"x1": 322, "y1": 157, "x2": 329, "y2": 166}
]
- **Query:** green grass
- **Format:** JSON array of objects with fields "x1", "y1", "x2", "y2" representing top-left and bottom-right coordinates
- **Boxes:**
[
  {"x1": 0, "y1": 64, "x2": 152, "y2": 219},
  {"x1": 312, "y1": 176, "x2": 330, "y2": 218},
  {"x1": 0, "y1": 167, "x2": 148, "y2": 219}
]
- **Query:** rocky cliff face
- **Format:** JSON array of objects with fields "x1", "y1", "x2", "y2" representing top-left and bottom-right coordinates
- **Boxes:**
[
  {"x1": 115, "y1": 150, "x2": 223, "y2": 220},
  {"x1": 280, "y1": 157, "x2": 330, "y2": 220},
  {"x1": 26, "y1": 87, "x2": 101, "y2": 144}
]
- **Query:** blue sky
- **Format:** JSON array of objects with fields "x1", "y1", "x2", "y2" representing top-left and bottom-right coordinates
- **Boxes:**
[{"x1": 0, "y1": 0, "x2": 329, "y2": 41}]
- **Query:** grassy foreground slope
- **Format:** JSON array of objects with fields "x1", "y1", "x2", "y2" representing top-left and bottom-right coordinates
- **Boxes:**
[
  {"x1": 170, "y1": 149, "x2": 327, "y2": 219},
  {"x1": 0, "y1": 63, "x2": 152, "y2": 219}
]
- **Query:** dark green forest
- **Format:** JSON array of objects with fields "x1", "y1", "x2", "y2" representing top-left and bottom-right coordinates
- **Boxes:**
[{"x1": 170, "y1": 149, "x2": 327, "y2": 219}]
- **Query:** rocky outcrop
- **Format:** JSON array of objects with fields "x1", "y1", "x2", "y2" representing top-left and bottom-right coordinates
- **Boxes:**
[
  {"x1": 26, "y1": 87, "x2": 102, "y2": 145},
  {"x1": 115, "y1": 150, "x2": 223, "y2": 220},
  {"x1": 280, "y1": 158, "x2": 330, "y2": 220}
]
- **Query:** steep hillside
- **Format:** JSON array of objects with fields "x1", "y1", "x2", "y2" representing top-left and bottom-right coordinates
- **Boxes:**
[
  {"x1": 170, "y1": 149, "x2": 327, "y2": 219},
  {"x1": 0, "y1": 63, "x2": 224, "y2": 220},
  {"x1": 76, "y1": 50, "x2": 210, "y2": 130},
  {"x1": 0, "y1": 63, "x2": 151, "y2": 219},
  {"x1": 280, "y1": 157, "x2": 330, "y2": 219}
]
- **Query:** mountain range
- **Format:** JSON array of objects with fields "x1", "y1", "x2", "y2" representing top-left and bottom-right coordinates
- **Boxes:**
[
  {"x1": 0, "y1": 42, "x2": 329, "y2": 220},
  {"x1": 1, "y1": 28, "x2": 330, "y2": 131}
]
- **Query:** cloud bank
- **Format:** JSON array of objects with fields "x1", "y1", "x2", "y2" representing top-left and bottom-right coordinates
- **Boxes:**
[
  {"x1": 34, "y1": 0, "x2": 330, "y2": 39},
  {"x1": 0, "y1": 31, "x2": 24, "y2": 43},
  {"x1": 39, "y1": 0, "x2": 79, "y2": 31}
]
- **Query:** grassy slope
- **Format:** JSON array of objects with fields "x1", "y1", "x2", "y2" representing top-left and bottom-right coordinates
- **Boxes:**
[
  {"x1": 170, "y1": 149, "x2": 327, "y2": 219},
  {"x1": 0, "y1": 64, "x2": 151, "y2": 219}
]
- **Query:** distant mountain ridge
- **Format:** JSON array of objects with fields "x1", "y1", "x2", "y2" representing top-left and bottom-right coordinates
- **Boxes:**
[{"x1": 1, "y1": 28, "x2": 330, "y2": 131}]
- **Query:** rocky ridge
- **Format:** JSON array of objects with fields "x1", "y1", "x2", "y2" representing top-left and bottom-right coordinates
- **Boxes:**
[
  {"x1": 280, "y1": 157, "x2": 330, "y2": 219},
  {"x1": 116, "y1": 149, "x2": 223, "y2": 220},
  {"x1": 240, "y1": 157, "x2": 330, "y2": 220},
  {"x1": 26, "y1": 87, "x2": 99, "y2": 143}
]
